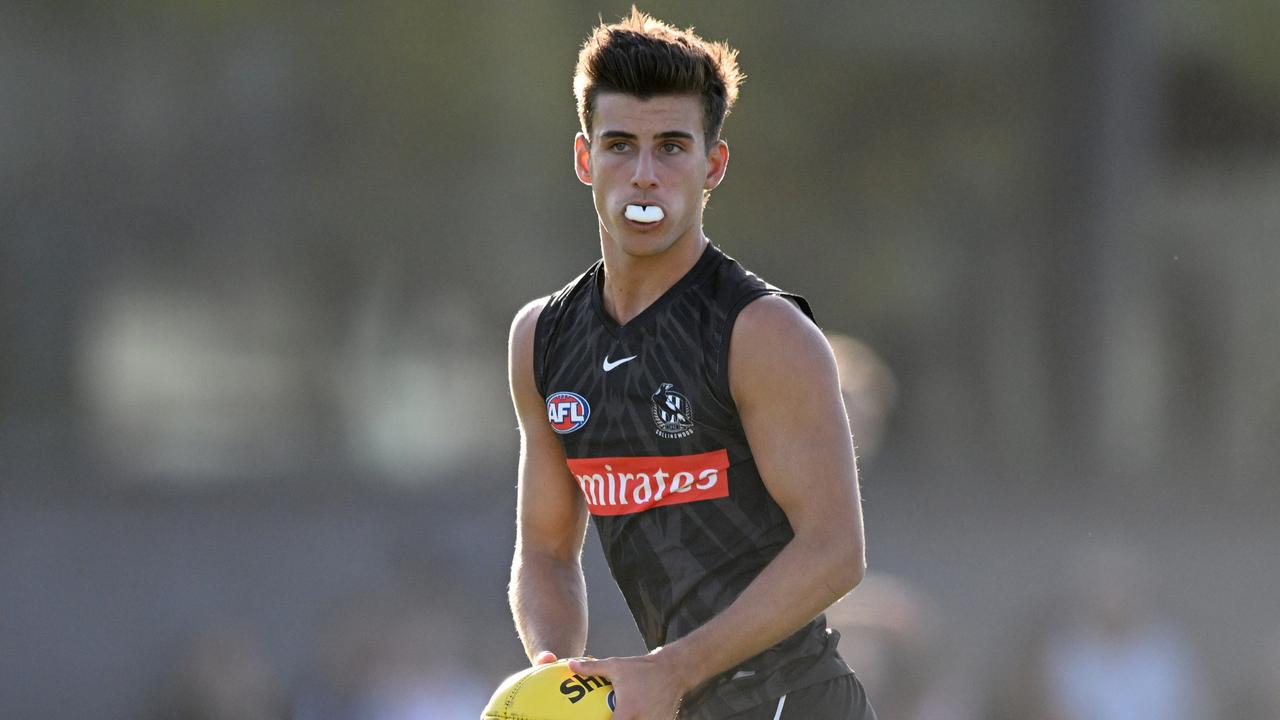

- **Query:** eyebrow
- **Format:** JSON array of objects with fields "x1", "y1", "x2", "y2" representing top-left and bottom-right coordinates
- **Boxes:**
[{"x1": 599, "y1": 130, "x2": 696, "y2": 142}]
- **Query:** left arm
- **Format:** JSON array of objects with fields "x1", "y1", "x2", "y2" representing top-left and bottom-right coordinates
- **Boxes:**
[{"x1": 571, "y1": 295, "x2": 866, "y2": 718}]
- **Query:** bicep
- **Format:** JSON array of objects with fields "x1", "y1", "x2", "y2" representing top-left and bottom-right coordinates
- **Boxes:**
[
  {"x1": 516, "y1": 424, "x2": 588, "y2": 562},
  {"x1": 508, "y1": 300, "x2": 589, "y2": 562},
  {"x1": 728, "y1": 296, "x2": 861, "y2": 535}
]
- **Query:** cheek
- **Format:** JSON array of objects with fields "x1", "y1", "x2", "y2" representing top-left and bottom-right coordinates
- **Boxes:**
[
  {"x1": 593, "y1": 161, "x2": 629, "y2": 187},
  {"x1": 671, "y1": 159, "x2": 707, "y2": 184}
]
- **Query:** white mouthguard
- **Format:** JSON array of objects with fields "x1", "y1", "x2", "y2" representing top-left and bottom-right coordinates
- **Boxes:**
[{"x1": 625, "y1": 204, "x2": 665, "y2": 223}]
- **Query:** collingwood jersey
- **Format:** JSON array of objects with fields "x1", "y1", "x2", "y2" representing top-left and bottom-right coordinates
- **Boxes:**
[{"x1": 533, "y1": 242, "x2": 852, "y2": 717}]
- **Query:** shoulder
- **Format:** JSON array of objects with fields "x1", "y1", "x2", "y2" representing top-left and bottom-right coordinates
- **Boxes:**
[
  {"x1": 509, "y1": 296, "x2": 550, "y2": 350},
  {"x1": 508, "y1": 296, "x2": 552, "y2": 386},
  {"x1": 733, "y1": 293, "x2": 824, "y2": 351},
  {"x1": 729, "y1": 294, "x2": 835, "y2": 405},
  {"x1": 509, "y1": 297, "x2": 553, "y2": 418},
  {"x1": 514, "y1": 262, "x2": 601, "y2": 343}
]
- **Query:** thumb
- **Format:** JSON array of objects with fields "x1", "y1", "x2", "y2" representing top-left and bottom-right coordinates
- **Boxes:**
[{"x1": 533, "y1": 651, "x2": 559, "y2": 665}]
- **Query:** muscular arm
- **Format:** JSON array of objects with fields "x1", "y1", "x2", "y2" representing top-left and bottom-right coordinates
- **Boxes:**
[
  {"x1": 507, "y1": 298, "x2": 592, "y2": 663},
  {"x1": 571, "y1": 295, "x2": 866, "y2": 717},
  {"x1": 660, "y1": 294, "x2": 866, "y2": 679}
]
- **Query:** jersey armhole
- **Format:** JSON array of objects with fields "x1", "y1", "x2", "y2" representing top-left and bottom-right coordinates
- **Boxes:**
[
  {"x1": 531, "y1": 298, "x2": 555, "y2": 400},
  {"x1": 534, "y1": 261, "x2": 605, "y2": 398},
  {"x1": 712, "y1": 290, "x2": 817, "y2": 417}
]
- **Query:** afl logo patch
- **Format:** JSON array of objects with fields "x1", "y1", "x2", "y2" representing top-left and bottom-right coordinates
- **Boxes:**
[
  {"x1": 607, "y1": 690, "x2": 616, "y2": 710},
  {"x1": 652, "y1": 383, "x2": 695, "y2": 439},
  {"x1": 547, "y1": 391, "x2": 590, "y2": 434}
]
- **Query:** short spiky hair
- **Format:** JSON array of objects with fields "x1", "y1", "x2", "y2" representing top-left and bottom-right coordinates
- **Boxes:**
[{"x1": 573, "y1": 8, "x2": 743, "y2": 149}]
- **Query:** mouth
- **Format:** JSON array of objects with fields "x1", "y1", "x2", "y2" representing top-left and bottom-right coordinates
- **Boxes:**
[{"x1": 624, "y1": 204, "x2": 665, "y2": 224}]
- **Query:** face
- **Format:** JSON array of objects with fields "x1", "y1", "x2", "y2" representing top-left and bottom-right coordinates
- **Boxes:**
[{"x1": 574, "y1": 93, "x2": 728, "y2": 260}]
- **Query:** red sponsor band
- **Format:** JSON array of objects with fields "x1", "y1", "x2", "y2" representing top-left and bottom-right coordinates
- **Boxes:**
[{"x1": 565, "y1": 449, "x2": 731, "y2": 516}]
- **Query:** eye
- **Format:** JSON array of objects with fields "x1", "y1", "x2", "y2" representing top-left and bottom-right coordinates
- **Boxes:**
[
  {"x1": 609, "y1": 141, "x2": 630, "y2": 152},
  {"x1": 661, "y1": 142, "x2": 683, "y2": 154}
]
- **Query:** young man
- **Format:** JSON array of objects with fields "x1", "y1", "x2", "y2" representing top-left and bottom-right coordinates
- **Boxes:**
[{"x1": 506, "y1": 10, "x2": 875, "y2": 719}]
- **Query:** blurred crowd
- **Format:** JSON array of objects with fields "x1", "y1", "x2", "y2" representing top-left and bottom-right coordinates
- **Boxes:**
[
  {"x1": 144, "y1": 552, "x2": 1280, "y2": 720},
  {"x1": 137, "y1": 336, "x2": 1280, "y2": 720},
  {"x1": 146, "y1": 582, "x2": 495, "y2": 720}
]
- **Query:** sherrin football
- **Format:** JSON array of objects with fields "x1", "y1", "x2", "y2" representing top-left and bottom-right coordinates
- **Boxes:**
[{"x1": 482, "y1": 659, "x2": 615, "y2": 719}]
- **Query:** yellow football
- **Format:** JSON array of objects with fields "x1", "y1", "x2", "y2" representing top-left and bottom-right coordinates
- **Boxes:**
[{"x1": 482, "y1": 659, "x2": 615, "y2": 720}]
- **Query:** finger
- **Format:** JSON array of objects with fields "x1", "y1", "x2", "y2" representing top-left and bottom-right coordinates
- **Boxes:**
[
  {"x1": 567, "y1": 657, "x2": 608, "y2": 676},
  {"x1": 533, "y1": 651, "x2": 558, "y2": 665}
]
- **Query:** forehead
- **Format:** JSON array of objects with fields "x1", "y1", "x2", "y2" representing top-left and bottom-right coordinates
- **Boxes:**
[{"x1": 592, "y1": 93, "x2": 704, "y2": 140}]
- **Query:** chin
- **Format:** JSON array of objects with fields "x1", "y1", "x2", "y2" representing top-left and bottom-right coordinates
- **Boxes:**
[
  {"x1": 618, "y1": 235, "x2": 678, "y2": 259},
  {"x1": 602, "y1": 223, "x2": 676, "y2": 257}
]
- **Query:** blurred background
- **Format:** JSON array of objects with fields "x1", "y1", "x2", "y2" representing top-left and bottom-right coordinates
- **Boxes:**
[{"x1": 3, "y1": 1, "x2": 1279, "y2": 718}]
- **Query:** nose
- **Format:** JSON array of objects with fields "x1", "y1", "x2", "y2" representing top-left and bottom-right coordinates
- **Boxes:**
[{"x1": 631, "y1": 148, "x2": 658, "y2": 190}]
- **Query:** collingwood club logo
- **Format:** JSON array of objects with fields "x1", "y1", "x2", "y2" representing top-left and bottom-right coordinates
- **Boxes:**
[{"x1": 651, "y1": 383, "x2": 695, "y2": 439}]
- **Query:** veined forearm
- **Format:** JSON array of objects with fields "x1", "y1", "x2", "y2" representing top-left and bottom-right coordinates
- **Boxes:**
[
  {"x1": 658, "y1": 532, "x2": 863, "y2": 692},
  {"x1": 510, "y1": 551, "x2": 590, "y2": 661}
]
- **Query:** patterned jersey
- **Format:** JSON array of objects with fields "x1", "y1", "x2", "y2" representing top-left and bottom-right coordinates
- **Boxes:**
[{"x1": 532, "y1": 242, "x2": 851, "y2": 717}]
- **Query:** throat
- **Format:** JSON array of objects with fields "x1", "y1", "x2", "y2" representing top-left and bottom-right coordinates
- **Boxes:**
[
  {"x1": 599, "y1": 237, "x2": 708, "y2": 326},
  {"x1": 601, "y1": 282, "x2": 661, "y2": 326}
]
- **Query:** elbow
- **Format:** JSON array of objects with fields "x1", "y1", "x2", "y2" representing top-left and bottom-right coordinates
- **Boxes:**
[
  {"x1": 830, "y1": 538, "x2": 866, "y2": 597},
  {"x1": 849, "y1": 550, "x2": 867, "y2": 589},
  {"x1": 839, "y1": 557, "x2": 866, "y2": 598},
  {"x1": 841, "y1": 502, "x2": 868, "y2": 592}
]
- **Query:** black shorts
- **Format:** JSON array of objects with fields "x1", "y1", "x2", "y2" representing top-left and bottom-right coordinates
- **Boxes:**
[{"x1": 720, "y1": 674, "x2": 877, "y2": 720}]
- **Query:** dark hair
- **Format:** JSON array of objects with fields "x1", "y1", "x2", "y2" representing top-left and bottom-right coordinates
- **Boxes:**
[{"x1": 574, "y1": 7, "x2": 743, "y2": 149}]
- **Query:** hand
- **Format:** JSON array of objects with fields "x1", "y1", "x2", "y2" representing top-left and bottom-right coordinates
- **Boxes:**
[
  {"x1": 533, "y1": 650, "x2": 559, "y2": 665},
  {"x1": 569, "y1": 653, "x2": 685, "y2": 720}
]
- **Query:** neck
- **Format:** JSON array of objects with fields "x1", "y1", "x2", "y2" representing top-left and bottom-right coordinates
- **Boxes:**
[{"x1": 599, "y1": 229, "x2": 707, "y2": 326}]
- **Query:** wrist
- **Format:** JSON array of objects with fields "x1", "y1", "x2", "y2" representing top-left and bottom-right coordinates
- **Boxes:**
[{"x1": 650, "y1": 641, "x2": 701, "y2": 696}]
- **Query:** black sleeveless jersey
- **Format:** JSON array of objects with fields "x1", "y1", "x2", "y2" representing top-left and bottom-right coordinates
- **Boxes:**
[{"x1": 532, "y1": 243, "x2": 851, "y2": 717}]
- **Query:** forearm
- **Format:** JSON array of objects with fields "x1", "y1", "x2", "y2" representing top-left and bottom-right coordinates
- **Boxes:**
[
  {"x1": 509, "y1": 550, "x2": 589, "y2": 661},
  {"x1": 658, "y1": 531, "x2": 863, "y2": 691}
]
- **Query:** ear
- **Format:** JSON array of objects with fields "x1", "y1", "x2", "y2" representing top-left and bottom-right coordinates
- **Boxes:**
[
  {"x1": 704, "y1": 138, "x2": 729, "y2": 191},
  {"x1": 574, "y1": 132, "x2": 592, "y2": 186}
]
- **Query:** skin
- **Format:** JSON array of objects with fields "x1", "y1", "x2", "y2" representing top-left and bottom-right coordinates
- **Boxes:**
[
  {"x1": 508, "y1": 92, "x2": 866, "y2": 720},
  {"x1": 573, "y1": 93, "x2": 728, "y2": 325}
]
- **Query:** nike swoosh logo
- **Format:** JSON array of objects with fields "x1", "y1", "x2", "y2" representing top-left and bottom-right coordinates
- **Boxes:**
[{"x1": 602, "y1": 354, "x2": 637, "y2": 372}]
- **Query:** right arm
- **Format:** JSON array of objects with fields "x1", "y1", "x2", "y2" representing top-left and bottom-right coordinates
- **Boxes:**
[{"x1": 507, "y1": 298, "x2": 591, "y2": 664}]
